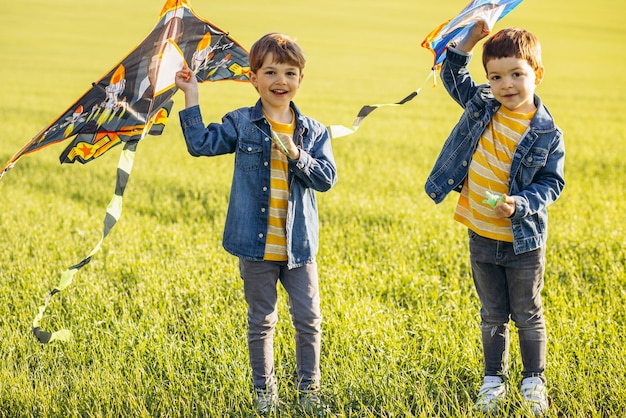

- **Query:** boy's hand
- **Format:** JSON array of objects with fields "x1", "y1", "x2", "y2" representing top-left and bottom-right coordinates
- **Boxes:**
[
  {"x1": 175, "y1": 67, "x2": 199, "y2": 108},
  {"x1": 175, "y1": 67, "x2": 196, "y2": 90},
  {"x1": 272, "y1": 132, "x2": 300, "y2": 160},
  {"x1": 494, "y1": 194, "x2": 516, "y2": 218},
  {"x1": 456, "y1": 20, "x2": 491, "y2": 53}
]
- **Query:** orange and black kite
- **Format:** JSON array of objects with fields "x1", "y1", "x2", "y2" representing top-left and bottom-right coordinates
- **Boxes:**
[{"x1": 0, "y1": 0, "x2": 250, "y2": 343}]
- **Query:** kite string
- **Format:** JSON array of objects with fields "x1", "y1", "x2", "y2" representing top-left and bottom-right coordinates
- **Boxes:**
[{"x1": 327, "y1": 70, "x2": 434, "y2": 139}]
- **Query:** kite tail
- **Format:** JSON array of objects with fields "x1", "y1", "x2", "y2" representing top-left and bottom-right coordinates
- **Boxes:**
[
  {"x1": 32, "y1": 140, "x2": 138, "y2": 344},
  {"x1": 327, "y1": 71, "x2": 434, "y2": 139}
]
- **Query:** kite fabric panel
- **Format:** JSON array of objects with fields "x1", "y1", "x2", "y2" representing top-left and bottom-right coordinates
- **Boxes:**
[
  {"x1": 1, "y1": 0, "x2": 250, "y2": 344},
  {"x1": 0, "y1": 0, "x2": 249, "y2": 177},
  {"x1": 327, "y1": 0, "x2": 523, "y2": 139}
]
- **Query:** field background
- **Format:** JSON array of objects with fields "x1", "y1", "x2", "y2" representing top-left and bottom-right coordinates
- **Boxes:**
[{"x1": 1, "y1": 0, "x2": 625, "y2": 416}]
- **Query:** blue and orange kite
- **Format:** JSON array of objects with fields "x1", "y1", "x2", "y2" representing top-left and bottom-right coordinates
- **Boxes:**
[
  {"x1": 328, "y1": 0, "x2": 524, "y2": 139},
  {"x1": 422, "y1": 0, "x2": 524, "y2": 69}
]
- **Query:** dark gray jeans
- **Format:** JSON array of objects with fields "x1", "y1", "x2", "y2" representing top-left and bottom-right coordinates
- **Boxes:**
[
  {"x1": 468, "y1": 229, "x2": 547, "y2": 381},
  {"x1": 239, "y1": 259, "x2": 322, "y2": 391}
]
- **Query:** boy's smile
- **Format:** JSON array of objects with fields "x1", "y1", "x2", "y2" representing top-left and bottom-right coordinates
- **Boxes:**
[
  {"x1": 250, "y1": 53, "x2": 303, "y2": 121},
  {"x1": 486, "y1": 56, "x2": 543, "y2": 114}
]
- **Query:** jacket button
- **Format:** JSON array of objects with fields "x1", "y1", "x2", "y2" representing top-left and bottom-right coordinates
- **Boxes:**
[
  {"x1": 262, "y1": 186, "x2": 267, "y2": 191},
  {"x1": 473, "y1": 112, "x2": 480, "y2": 118},
  {"x1": 258, "y1": 233, "x2": 264, "y2": 238},
  {"x1": 430, "y1": 193, "x2": 437, "y2": 199},
  {"x1": 261, "y1": 208, "x2": 266, "y2": 213},
  {"x1": 265, "y1": 137, "x2": 270, "y2": 142},
  {"x1": 462, "y1": 161, "x2": 468, "y2": 167},
  {"x1": 264, "y1": 161, "x2": 269, "y2": 166},
  {"x1": 247, "y1": 147, "x2": 252, "y2": 152},
  {"x1": 447, "y1": 179, "x2": 454, "y2": 185}
]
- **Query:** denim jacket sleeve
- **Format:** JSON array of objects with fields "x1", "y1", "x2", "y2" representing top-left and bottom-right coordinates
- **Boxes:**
[
  {"x1": 178, "y1": 105, "x2": 239, "y2": 156},
  {"x1": 441, "y1": 47, "x2": 485, "y2": 109},
  {"x1": 508, "y1": 105, "x2": 566, "y2": 221},
  {"x1": 424, "y1": 48, "x2": 496, "y2": 203},
  {"x1": 289, "y1": 117, "x2": 337, "y2": 193}
]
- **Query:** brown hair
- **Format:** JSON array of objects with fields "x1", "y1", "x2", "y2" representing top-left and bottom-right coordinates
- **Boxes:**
[
  {"x1": 482, "y1": 28, "x2": 542, "y2": 71},
  {"x1": 249, "y1": 33, "x2": 306, "y2": 73}
]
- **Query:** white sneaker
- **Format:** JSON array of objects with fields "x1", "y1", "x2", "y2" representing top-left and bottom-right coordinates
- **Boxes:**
[
  {"x1": 254, "y1": 386, "x2": 278, "y2": 414},
  {"x1": 521, "y1": 377, "x2": 549, "y2": 416},
  {"x1": 299, "y1": 385, "x2": 331, "y2": 416},
  {"x1": 474, "y1": 376, "x2": 507, "y2": 413}
]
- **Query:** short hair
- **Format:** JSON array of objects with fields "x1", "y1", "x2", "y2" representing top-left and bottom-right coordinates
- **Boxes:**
[
  {"x1": 482, "y1": 28, "x2": 542, "y2": 71},
  {"x1": 249, "y1": 33, "x2": 306, "y2": 73}
]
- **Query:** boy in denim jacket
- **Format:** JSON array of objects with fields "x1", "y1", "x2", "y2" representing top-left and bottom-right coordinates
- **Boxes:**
[
  {"x1": 425, "y1": 22, "x2": 565, "y2": 415},
  {"x1": 175, "y1": 33, "x2": 337, "y2": 414}
]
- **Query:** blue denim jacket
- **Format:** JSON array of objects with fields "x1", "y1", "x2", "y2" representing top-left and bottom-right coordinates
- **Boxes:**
[
  {"x1": 425, "y1": 48, "x2": 565, "y2": 254},
  {"x1": 179, "y1": 99, "x2": 337, "y2": 268}
]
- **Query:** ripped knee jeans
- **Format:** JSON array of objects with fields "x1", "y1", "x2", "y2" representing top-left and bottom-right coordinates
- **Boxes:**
[{"x1": 468, "y1": 229, "x2": 547, "y2": 380}]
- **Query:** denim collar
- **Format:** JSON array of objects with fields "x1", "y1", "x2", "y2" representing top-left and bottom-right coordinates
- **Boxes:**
[
  {"x1": 250, "y1": 99, "x2": 304, "y2": 124},
  {"x1": 249, "y1": 99, "x2": 308, "y2": 141}
]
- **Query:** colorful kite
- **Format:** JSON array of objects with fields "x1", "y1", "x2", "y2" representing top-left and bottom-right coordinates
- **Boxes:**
[
  {"x1": 421, "y1": 0, "x2": 524, "y2": 69},
  {"x1": 1, "y1": 0, "x2": 250, "y2": 343},
  {"x1": 327, "y1": 0, "x2": 524, "y2": 139},
  {"x1": 1, "y1": 0, "x2": 249, "y2": 175}
]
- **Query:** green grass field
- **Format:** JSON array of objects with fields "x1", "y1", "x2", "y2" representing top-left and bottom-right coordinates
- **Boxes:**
[{"x1": 1, "y1": 0, "x2": 625, "y2": 416}]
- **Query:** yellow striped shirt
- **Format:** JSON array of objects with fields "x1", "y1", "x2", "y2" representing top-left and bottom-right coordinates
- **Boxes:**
[
  {"x1": 454, "y1": 106, "x2": 535, "y2": 241},
  {"x1": 263, "y1": 111, "x2": 294, "y2": 261}
]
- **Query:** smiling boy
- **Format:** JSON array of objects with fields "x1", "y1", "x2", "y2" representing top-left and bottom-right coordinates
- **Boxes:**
[
  {"x1": 175, "y1": 33, "x2": 337, "y2": 414},
  {"x1": 425, "y1": 23, "x2": 565, "y2": 416}
]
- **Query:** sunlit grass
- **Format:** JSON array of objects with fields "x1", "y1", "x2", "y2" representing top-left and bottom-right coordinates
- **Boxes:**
[{"x1": 1, "y1": 0, "x2": 625, "y2": 416}]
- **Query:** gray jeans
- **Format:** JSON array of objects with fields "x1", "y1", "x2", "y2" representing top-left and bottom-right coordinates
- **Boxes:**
[
  {"x1": 239, "y1": 259, "x2": 322, "y2": 391},
  {"x1": 468, "y1": 230, "x2": 547, "y2": 381}
]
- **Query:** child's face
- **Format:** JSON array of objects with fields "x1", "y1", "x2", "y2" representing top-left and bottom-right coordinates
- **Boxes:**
[
  {"x1": 485, "y1": 56, "x2": 544, "y2": 113},
  {"x1": 250, "y1": 53, "x2": 303, "y2": 113}
]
